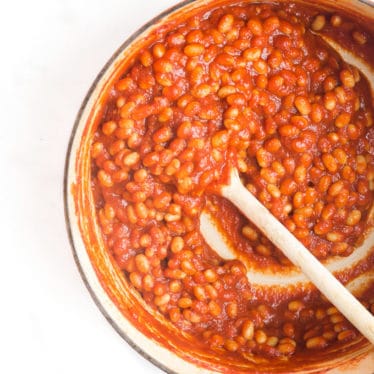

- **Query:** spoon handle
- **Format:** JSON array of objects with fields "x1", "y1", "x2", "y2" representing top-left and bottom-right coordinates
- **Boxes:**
[{"x1": 221, "y1": 168, "x2": 374, "y2": 345}]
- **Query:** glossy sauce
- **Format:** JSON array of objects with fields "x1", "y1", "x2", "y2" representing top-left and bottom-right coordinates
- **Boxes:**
[{"x1": 89, "y1": 1, "x2": 374, "y2": 361}]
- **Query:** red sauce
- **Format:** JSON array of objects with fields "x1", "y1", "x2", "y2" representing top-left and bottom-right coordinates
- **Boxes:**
[{"x1": 86, "y1": 0, "x2": 374, "y2": 364}]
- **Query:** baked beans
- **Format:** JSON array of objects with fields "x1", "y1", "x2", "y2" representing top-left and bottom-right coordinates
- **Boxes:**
[{"x1": 90, "y1": 1, "x2": 374, "y2": 360}]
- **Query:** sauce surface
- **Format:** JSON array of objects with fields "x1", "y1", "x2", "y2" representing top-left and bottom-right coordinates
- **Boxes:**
[{"x1": 90, "y1": 1, "x2": 374, "y2": 361}]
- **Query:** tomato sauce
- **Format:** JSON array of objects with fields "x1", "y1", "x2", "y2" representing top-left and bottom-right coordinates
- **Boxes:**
[{"x1": 88, "y1": 0, "x2": 374, "y2": 362}]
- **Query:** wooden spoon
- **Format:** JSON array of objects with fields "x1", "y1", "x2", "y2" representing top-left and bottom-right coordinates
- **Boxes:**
[{"x1": 220, "y1": 168, "x2": 374, "y2": 345}]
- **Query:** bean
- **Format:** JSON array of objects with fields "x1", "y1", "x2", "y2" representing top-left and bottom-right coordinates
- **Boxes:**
[
  {"x1": 134, "y1": 169, "x2": 147, "y2": 183},
  {"x1": 326, "y1": 231, "x2": 344, "y2": 242},
  {"x1": 256, "y1": 244, "x2": 271, "y2": 256},
  {"x1": 294, "y1": 165, "x2": 307, "y2": 184},
  {"x1": 328, "y1": 180, "x2": 345, "y2": 197},
  {"x1": 314, "y1": 220, "x2": 332, "y2": 235},
  {"x1": 154, "y1": 283, "x2": 167, "y2": 296},
  {"x1": 135, "y1": 202, "x2": 148, "y2": 219},
  {"x1": 181, "y1": 260, "x2": 195, "y2": 275},
  {"x1": 255, "y1": 330, "x2": 267, "y2": 344},
  {"x1": 321, "y1": 204, "x2": 336, "y2": 221},
  {"x1": 153, "y1": 127, "x2": 172, "y2": 143},
  {"x1": 306, "y1": 336, "x2": 327, "y2": 349},
  {"x1": 243, "y1": 47, "x2": 262, "y2": 61},
  {"x1": 102, "y1": 120, "x2": 117, "y2": 136},
  {"x1": 123, "y1": 152, "x2": 140, "y2": 167},
  {"x1": 164, "y1": 268, "x2": 186, "y2": 279},
  {"x1": 264, "y1": 16, "x2": 280, "y2": 33},
  {"x1": 327, "y1": 307, "x2": 338, "y2": 315},
  {"x1": 169, "y1": 308, "x2": 181, "y2": 323},
  {"x1": 311, "y1": 103, "x2": 324, "y2": 123},
  {"x1": 205, "y1": 284, "x2": 218, "y2": 299},
  {"x1": 129, "y1": 272, "x2": 142, "y2": 289},
  {"x1": 253, "y1": 59, "x2": 268, "y2": 74},
  {"x1": 170, "y1": 236, "x2": 184, "y2": 253},
  {"x1": 256, "y1": 148, "x2": 272, "y2": 168},
  {"x1": 209, "y1": 300, "x2": 221, "y2": 316},
  {"x1": 315, "y1": 308, "x2": 326, "y2": 320},
  {"x1": 311, "y1": 15, "x2": 326, "y2": 31},
  {"x1": 330, "y1": 313, "x2": 344, "y2": 324},
  {"x1": 227, "y1": 302, "x2": 238, "y2": 318},
  {"x1": 242, "y1": 320, "x2": 254, "y2": 340},
  {"x1": 116, "y1": 172, "x2": 133, "y2": 189},
  {"x1": 280, "y1": 178, "x2": 297, "y2": 195},
  {"x1": 294, "y1": 96, "x2": 311, "y2": 115},
  {"x1": 322, "y1": 153, "x2": 338, "y2": 173},
  {"x1": 293, "y1": 191, "x2": 304, "y2": 208},
  {"x1": 211, "y1": 130, "x2": 229, "y2": 149},
  {"x1": 323, "y1": 330, "x2": 336, "y2": 341},
  {"x1": 193, "y1": 84, "x2": 212, "y2": 99},
  {"x1": 104, "y1": 204, "x2": 115, "y2": 220},
  {"x1": 169, "y1": 280, "x2": 182, "y2": 293},
  {"x1": 218, "y1": 14, "x2": 234, "y2": 34},
  {"x1": 338, "y1": 330, "x2": 354, "y2": 341},
  {"x1": 152, "y1": 43, "x2": 165, "y2": 58},
  {"x1": 340, "y1": 69, "x2": 355, "y2": 88},
  {"x1": 335, "y1": 112, "x2": 351, "y2": 128},
  {"x1": 279, "y1": 125, "x2": 300, "y2": 137},
  {"x1": 242, "y1": 225, "x2": 258, "y2": 241},
  {"x1": 352, "y1": 30, "x2": 367, "y2": 45},
  {"x1": 115, "y1": 77, "x2": 134, "y2": 91},
  {"x1": 193, "y1": 285, "x2": 206, "y2": 301},
  {"x1": 288, "y1": 300, "x2": 304, "y2": 312},
  {"x1": 184, "y1": 43, "x2": 205, "y2": 57},
  {"x1": 204, "y1": 269, "x2": 218, "y2": 283},
  {"x1": 224, "y1": 118, "x2": 240, "y2": 131},
  {"x1": 154, "y1": 293, "x2": 170, "y2": 306},
  {"x1": 248, "y1": 18, "x2": 263, "y2": 36},
  {"x1": 143, "y1": 274, "x2": 154, "y2": 291},
  {"x1": 265, "y1": 138, "x2": 282, "y2": 153},
  {"x1": 334, "y1": 322, "x2": 348, "y2": 333},
  {"x1": 272, "y1": 161, "x2": 286, "y2": 177},
  {"x1": 324, "y1": 92, "x2": 337, "y2": 111},
  {"x1": 331, "y1": 14, "x2": 342, "y2": 27},
  {"x1": 346, "y1": 210, "x2": 361, "y2": 226},
  {"x1": 91, "y1": 142, "x2": 104, "y2": 158},
  {"x1": 334, "y1": 86, "x2": 347, "y2": 104},
  {"x1": 178, "y1": 297, "x2": 193, "y2": 308},
  {"x1": 317, "y1": 176, "x2": 331, "y2": 193},
  {"x1": 209, "y1": 334, "x2": 224, "y2": 348},
  {"x1": 135, "y1": 254, "x2": 150, "y2": 273},
  {"x1": 283, "y1": 322, "x2": 295, "y2": 338},
  {"x1": 324, "y1": 76, "x2": 337, "y2": 92},
  {"x1": 332, "y1": 148, "x2": 347, "y2": 165},
  {"x1": 356, "y1": 155, "x2": 367, "y2": 174},
  {"x1": 266, "y1": 336, "x2": 279, "y2": 347},
  {"x1": 224, "y1": 339, "x2": 239, "y2": 352},
  {"x1": 120, "y1": 101, "x2": 136, "y2": 118},
  {"x1": 116, "y1": 96, "x2": 125, "y2": 108},
  {"x1": 278, "y1": 342, "x2": 296, "y2": 354},
  {"x1": 332, "y1": 241, "x2": 349, "y2": 255},
  {"x1": 97, "y1": 170, "x2": 113, "y2": 188},
  {"x1": 267, "y1": 184, "x2": 281, "y2": 198}
]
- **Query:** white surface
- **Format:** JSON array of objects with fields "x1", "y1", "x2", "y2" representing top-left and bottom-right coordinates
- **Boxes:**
[{"x1": 0, "y1": 1, "x2": 179, "y2": 373}]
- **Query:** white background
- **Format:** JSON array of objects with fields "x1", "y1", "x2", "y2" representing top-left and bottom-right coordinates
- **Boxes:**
[{"x1": 0, "y1": 1, "x2": 181, "y2": 373}]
